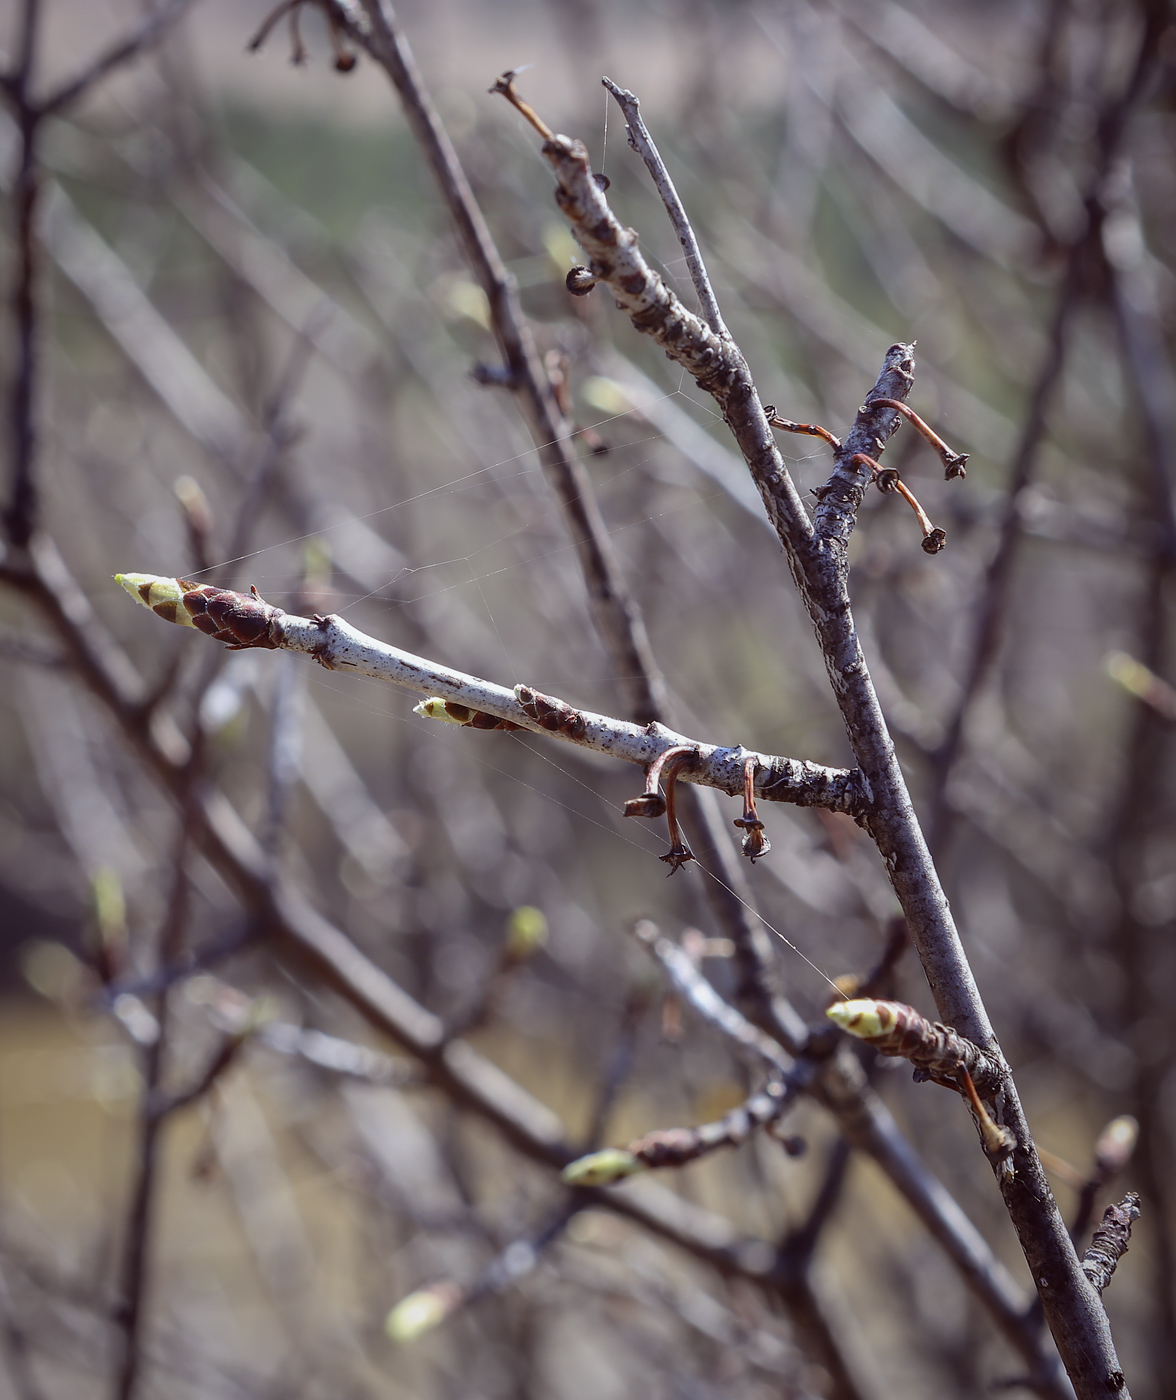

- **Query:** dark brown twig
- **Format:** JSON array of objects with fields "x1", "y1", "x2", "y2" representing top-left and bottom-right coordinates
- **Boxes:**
[{"x1": 1081, "y1": 1195, "x2": 1141, "y2": 1295}]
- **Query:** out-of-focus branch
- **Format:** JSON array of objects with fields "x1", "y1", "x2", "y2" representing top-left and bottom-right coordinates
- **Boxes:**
[
  {"x1": 36, "y1": 0, "x2": 197, "y2": 117},
  {"x1": 2, "y1": 0, "x2": 42, "y2": 550}
]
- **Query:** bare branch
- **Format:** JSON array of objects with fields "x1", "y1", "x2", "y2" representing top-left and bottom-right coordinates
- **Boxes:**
[
  {"x1": 112, "y1": 574, "x2": 867, "y2": 814},
  {"x1": 601, "y1": 76, "x2": 728, "y2": 338}
]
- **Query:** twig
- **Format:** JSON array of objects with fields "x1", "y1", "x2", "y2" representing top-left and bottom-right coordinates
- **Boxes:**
[
  {"x1": 113, "y1": 575, "x2": 867, "y2": 815},
  {"x1": 490, "y1": 72, "x2": 814, "y2": 554},
  {"x1": 562, "y1": 1068, "x2": 813, "y2": 1186},
  {"x1": 601, "y1": 76, "x2": 728, "y2": 338},
  {"x1": 1081, "y1": 1195, "x2": 1141, "y2": 1295}
]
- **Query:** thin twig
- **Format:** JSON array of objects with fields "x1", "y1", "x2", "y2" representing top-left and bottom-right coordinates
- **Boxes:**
[{"x1": 602, "y1": 76, "x2": 728, "y2": 338}]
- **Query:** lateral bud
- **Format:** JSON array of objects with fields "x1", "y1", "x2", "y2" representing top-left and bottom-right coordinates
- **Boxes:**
[
  {"x1": 413, "y1": 698, "x2": 522, "y2": 730},
  {"x1": 826, "y1": 998, "x2": 1004, "y2": 1096},
  {"x1": 514, "y1": 684, "x2": 587, "y2": 738}
]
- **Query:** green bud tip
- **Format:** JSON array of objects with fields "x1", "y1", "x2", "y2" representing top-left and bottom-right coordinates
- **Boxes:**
[
  {"x1": 504, "y1": 905, "x2": 548, "y2": 960},
  {"x1": 91, "y1": 865, "x2": 126, "y2": 936},
  {"x1": 413, "y1": 698, "x2": 469, "y2": 724},
  {"x1": 826, "y1": 998, "x2": 890, "y2": 1039},
  {"x1": 114, "y1": 573, "x2": 196, "y2": 628},
  {"x1": 384, "y1": 1283, "x2": 461, "y2": 1344},
  {"x1": 560, "y1": 1148, "x2": 643, "y2": 1187}
]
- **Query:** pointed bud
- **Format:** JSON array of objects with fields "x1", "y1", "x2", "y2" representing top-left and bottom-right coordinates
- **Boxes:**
[
  {"x1": 116, "y1": 574, "x2": 282, "y2": 649},
  {"x1": 413, "y1": 698, "x2": 472, "y2": 724},
  {"x1": 826, "y1": 999, "x2": 896, "y2": 1040},
  {"x1": 115, "y1": 573, "x2": 198, "y2": 628},
  {"x1": 384, "y1": 1282, "x2": 463, "y2": 1344},
  {"x1": 560, "y1": 1147, "x2": 643, "y2": 1187}
]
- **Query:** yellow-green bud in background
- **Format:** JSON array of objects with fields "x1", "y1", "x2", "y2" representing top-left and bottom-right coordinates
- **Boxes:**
[
  {"x1": 504, "y1": 905, "x2": 548, "y2": 962},
  {"x1": 560, "y1": 1148, "x2": 643, "y2": 1187},
  {"x1": 826, "y1": 998, "x2": 894, "y2": 1040},
  {"x1": 384, "y1": 1282, "x2": 462, "y2": 1344},
  {"x1": 1095, "y1": 1115, "x2": 1139, "y2": 1177},
  {"x1": 115, "y1": 573, "x2": 196, "y2": 628}
]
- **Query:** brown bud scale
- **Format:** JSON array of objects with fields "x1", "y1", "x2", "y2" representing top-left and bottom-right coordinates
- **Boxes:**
[
  {"x1": 516, "y1": 685, "x2": 587, "y2": 738},
  {"x1": 179, "y1": 583, "x2": 283, "y2": 650}
]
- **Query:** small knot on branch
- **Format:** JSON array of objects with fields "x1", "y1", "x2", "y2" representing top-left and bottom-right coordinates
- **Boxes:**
[{"x1": 1082, "y1": 1193, "x2": 1142, "y2": 1294}]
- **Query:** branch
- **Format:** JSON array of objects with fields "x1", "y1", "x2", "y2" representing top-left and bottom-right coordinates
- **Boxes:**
[
  {"x1": 490, "y1": 71, "x2": 813, "y2": 557},
  {"x1": 1081, "y1": 1195, "x2": 1141, "y2": 1295},
  {"x1": 112, "y1": 574, "x2": 867, "y2": 815},
  {"x1": 4, "y1": 545, "x2": 1067, "y2": 1396},
  {"x1": 601, "y1": 77, "x2": 728, "y2": 338}
]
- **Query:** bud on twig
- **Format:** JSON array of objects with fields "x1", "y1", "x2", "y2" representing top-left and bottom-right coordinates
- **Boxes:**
[
  {"x1": 115, "y1": 574, "x2": 282, "y2": 649},
  {"x1": 826, "y1": 999, "x2": 1005, "y2": 1096},
  {"x1": 561, "y1": 1147, "x2": 643, "y2": 1187},
  {"x1": 413, "y1": 697, "x2": 522, "y2": 730}
]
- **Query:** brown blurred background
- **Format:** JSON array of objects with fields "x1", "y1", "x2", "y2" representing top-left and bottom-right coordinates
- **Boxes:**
[{"x1": 0, "y1": 1, "x2": 1173, "y2": 1396}]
